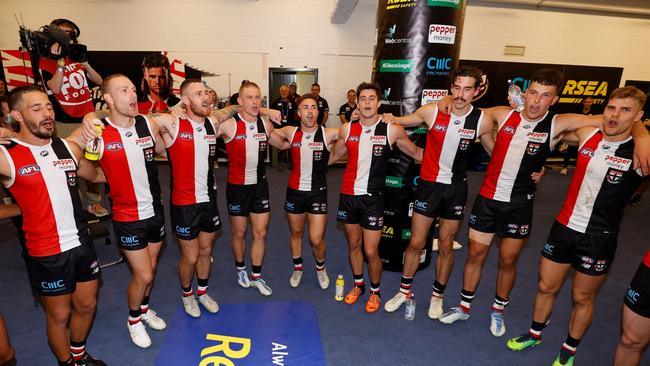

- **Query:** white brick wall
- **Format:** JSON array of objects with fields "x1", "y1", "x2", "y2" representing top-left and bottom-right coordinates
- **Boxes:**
[{"x1": 1, "y1": 1, "x2": 649, "y2": 126}]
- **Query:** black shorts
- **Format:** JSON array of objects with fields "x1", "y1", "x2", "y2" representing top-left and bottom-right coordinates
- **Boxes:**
[
  {"x1": 171, "y1": 201, "x2": 222, "y2": 240},
  {"x1": 624, "y1": 262, "x2": 650, "y2": 318},
  {"x1": 337, "y1": 193, "x2": 384, "y2": 230},
  {"x1": 226, "y1": 180, "x2": 270, "y2": 216},
  {"x1": 413, "y1": 179, "x2": 467, "y2": 220},
  {"x1": 468, "y1": 195, "x2": 533, "y2": 239},
  {"x1": 284, "y1": 188, "x2": 328, "y2": 214},
  {"x1": 541, "y1": 220, "x2": 617, "y2": 276},
  {"x1": 26, "y1": 243, "x2": 101, "y2": 296},
  {"x1": 113, "y1": 211, "x2": 166, "y2": 251}
]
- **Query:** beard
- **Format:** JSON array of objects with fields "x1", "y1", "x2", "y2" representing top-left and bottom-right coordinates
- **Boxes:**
[
  {"x1": 189, "y1": 103, "x2": 209, "y2": 118},
  {"x1": 27, "y1": 119, "x2": 55, "y2": 139}
]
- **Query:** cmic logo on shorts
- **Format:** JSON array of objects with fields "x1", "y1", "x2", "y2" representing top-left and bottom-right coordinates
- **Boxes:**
[
  {"x1": 625, "y1": 287, "x2": 640, "y2": 304},
  {"x1": 543, "y1": 243, "x2": 554, "y2": 255},
  {"x1": 337, "y1": 210, "x2": 348, "y2": 220},
  {"x1": 428, "y1": 24, "x2": 456, "y2": 44},
  {"x1": 426, "y1": 56, "x2": 452, "y2": 76},
  {"x1": 41, "y1": 279, "x2": 66, "y2": 293},
  {"x1": 285, "y1": 201, "x2": 295, "y2": 211},
  {"x1": 380, "y1": 59, "x2": 413, "y2": 73},
  {"x1": 428, "y1": 0, "x2": 462, "y2": 9},
  {"x1": 120, "y1": 235, "x2": 140, "y2": 247},
  {"x1": 175, "y1": 226, "x2": 191, "y2": 236}
]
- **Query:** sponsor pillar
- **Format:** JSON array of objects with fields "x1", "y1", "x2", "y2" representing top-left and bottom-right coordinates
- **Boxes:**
[
  {"x1": 373, "y1": 0, "x2": 467, "y2": 272},
  {"x1": 373, "y1": 0, "x2": 467, "y2": 114}
]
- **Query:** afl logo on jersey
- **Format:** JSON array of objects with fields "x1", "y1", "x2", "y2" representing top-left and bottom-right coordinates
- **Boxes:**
[
  {"x1": 18, "y1": 164, "x2": 41, "y2": 176},
  {"x1": 580, "y1": 148, "x2": 594, "y2": 158},
  {"x1": 291, "y1": 142, "x2": 302, "y2": 148},
  {"x1": 234, "y1": 134, "x2": 247, "y2": 140},
  {"x1": 179, "y1": 132, "x2": 193, "y2": 140},
  {"x1": 433, "y1": 124, "x2": 447, "y2": 132},
  {"x1": 105, "y1": 142, "x2": 123, "y2": 152},
  {"x1": 606, "y1": 169, "x2": 624, "y2": 184},
  {"x1": 348, "y1": 136, "x2": 360, "y2": 142},
  {"x1": 503, "y1": 126, "x2": 516, "y2": 135}
]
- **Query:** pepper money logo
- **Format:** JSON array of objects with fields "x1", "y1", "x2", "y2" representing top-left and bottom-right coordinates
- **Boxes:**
[
  {"x1": 428, "y1": 0, "x2": 462, "y2": 8},
  {"x1": 379, "y1": 59, "x2": 413, "y2": 73},
  {"x1": 428, "y1": 24, "x2": 457, "y2": 45}
]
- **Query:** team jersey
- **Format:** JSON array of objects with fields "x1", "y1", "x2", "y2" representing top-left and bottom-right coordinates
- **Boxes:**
[
  {"x1": 167, "y1": 117, "x2": 217, "y2": 205},
  {"x1": 556, "y1": 129, "x2": 642, "y2": 234},
  {"x1": 224, "y1": 114, "x2": 268, "y2": 185},
  {"x1": 480, "y1": 110, "x2": 556, "y2": 202},
  {"x1": 341, "y1": 119, "x2": 392, "y2": 195},
  {"x1": 99, "y1": 115, "x2": 162, "y2": 222},
  {"x1": 137, "y1": 95, "x2": 180, "y2": 114},
  {"x1": 644, "y1": 250, "x2": 650, "y2": 267},
  {"x1": 1, "y1": 138, "x2": 89, "y2": 257},
  {"x1": 421, "y1": 106, "x2": 483, "y2": 184},
  {"x1": 288, "y1": 126, "x2": 330, "y2": 191}
]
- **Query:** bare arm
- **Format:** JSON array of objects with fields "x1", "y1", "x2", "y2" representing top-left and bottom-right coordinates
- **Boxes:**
[
  {"x1": 210, "y1": 105, "x2": 240, "y2": 123},
  {"x1": 384, "y1": 103, "x2": 437, "y2": 128},
  {"x1": 632, "y1": 121, "x2": 650, "y2": 175},
  {"x1": 264, "y1": 118, "x2": 289, "y2": 149},
  {"x1": 391, "y1": 124, "x2": 423, "y2": 161},
  {"x1": 328, "y1": 124, "x2": 349, "y2": 165},
  {"x1": 0, "y1": 204, "x2": 21, "y2": 219},
  {"x1": 339, "y1": 114, "x2": 349, "y2": 124},
  {"x1": 479, "y1": 106, "x2": 513, "y2": 130},
  {"x1": 81, "y1": 62, "x2": 102, "y2": 85},
  {"x1": 68, "y1": 143, "x2": 105, "y2": 183},
  {"x1": 66, "y1": 127, "x2": 89, "y2": 150},
  {"x1": 477, "y1": 114, "x2": 495, "y2": 155}
]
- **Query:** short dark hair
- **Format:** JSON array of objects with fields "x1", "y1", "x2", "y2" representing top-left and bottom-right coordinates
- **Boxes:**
[
  {"x1": 298, "y1": 94, "x2": 317, "y2": 105},
  {"x1": 101, "y1": 73, "x2": 130, "y2": 95},
  {"x1": 356, "y1": 82, "x2": 382, "y2": 99},
  {"x1": 450, "y1": 66, "x2": 483, "y2": 88},
  {"x1": 529, "y1": 68, "x2": 564, "y2": 94},
  {"x1": 180, "y1": 78, "x2": 203, "y2": 95},
  {"x1": 8, "y1": 85, "x2": 44, "y2": 111},
  {"x1": 609, "y1": 86, "x2": 647, "y2": 109},
  {"x1": 347, "y1": 89, "x2": 355, "y2": 95},
  {"x1": 311, "y1": 83, "x2": 320, "y2": 88},
  {"x1": 239, "y1": 81, "x2": 260, "y2": 95},
  {"x1": 141, "y1": 52, "x2": 173, "y2": 99}
]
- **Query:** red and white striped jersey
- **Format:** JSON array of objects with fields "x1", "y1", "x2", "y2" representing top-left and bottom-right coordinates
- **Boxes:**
[
  {"x1": 480, "y1": 110, "x2": 556, "y2": 202},
  {"x1": 644, "y1": 250, "x2": 650, "y2": 268},
  {"x1": 167, "y1": 117, "x2": 217, "y2": 205},
  {"x1": 341, "y1": 120, "x2": 392, "y2": 195},
  {"x1": 556, "y1": 129, "x2": 641, "y2": 234},
  {"x1": 1, "y1": 138, "x2": 89, "y2": 257},
  {"x1": 288, "y1": 126, "x2": 330, "y2": 192},
  {"x1": 99, "y1": 115, "x2": 162, "y2": 222},
  {"x1": 224, "y1": 114, "x2": 268, "y2": 185},
  {"x1": 421, "y1": 106, "x2": 483, "y2": 184}
]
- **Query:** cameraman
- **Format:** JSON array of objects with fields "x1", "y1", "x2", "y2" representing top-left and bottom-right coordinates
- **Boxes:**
[{"x1": 38, "y1": 18, "x2": 108, "y2": 218}]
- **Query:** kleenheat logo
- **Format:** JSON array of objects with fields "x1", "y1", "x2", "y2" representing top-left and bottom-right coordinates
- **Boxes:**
[{"x1": 560, "y1": 80, "x2": 608, "y2": 105}]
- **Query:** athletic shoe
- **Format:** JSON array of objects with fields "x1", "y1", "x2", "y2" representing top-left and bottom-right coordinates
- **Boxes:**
[
  {"x1": 439, "y1": 306, "x2": 470, "y2": 324},
  {"x1": 490, "y1": 311, "x2": 506, "y2": 337},
  {"x1": 289, "y1": 270, "x2": 303, "y2": 288},
  {"x1": 251, "y1": 278, "x2": 273, "y2": 296},
  {"x1": 198, "y1": 294, "x2": 220, "y2": 313},
  {"x1": 428, "y1": 295, "x2": 444, "y2": 319},
  {"x1": 506, "y1": 333, "x2": 542, "y2": 351},
  {"x1": 127, "y1": 321, "x2": 151, "y2": 348},
  {"x1": 384, "y1": 292, "x2": 407, "y2": 313},
  {"x1": 365, "y1": 294, "x2": 381, "y2": 313},
  {"x1": 87, "y1": 202, "x2": 109, "y2": 218},
  {"x1": 560, "y1": 168, "x2": 568, "y2": 176},
  {"x1": 344, "y1": 286, "x2": 364, "y2": 305},
  {"x1": 141, "y1": 309, "x2": 166, "y2": 330},
  {"x1": 182, "y1": 295, "x2": 201, "y2": 318},
  {"x1": 552, "y1": 351, "x2": 575, "y2": 366},
  {"x1": 76, "y1": 353, "x2": 107, "y2": 366},
  {"x1": 237, "y1": 269, "x2": 251, "y2": 288},
  {"x1": 317, "y1": 268, "x2": 330, "y2": 289}
]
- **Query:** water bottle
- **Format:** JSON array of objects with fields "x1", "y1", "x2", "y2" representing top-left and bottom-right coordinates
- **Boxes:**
[
  {"x1": 335, "y1": 275, "x2": 345, "y2": 301},
  {"x1": 507, "y1": 80, "x2": 525, "y2": 112},
  {"x1": 84, "y1": 124, "x2": 103, "y2": 161},
  {"x1": 405, "y1": 293, "x2": 416, "y2": 320}
]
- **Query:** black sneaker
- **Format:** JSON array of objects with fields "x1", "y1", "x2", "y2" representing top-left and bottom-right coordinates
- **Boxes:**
[{"x1": 76, "y1": 353, "x2": 107, "y2": 366}]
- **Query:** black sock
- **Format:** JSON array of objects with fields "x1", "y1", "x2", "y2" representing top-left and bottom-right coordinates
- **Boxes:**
[
  {"x1": 399, "y1": 276, "x2": 413, "y2": 295},
  {"x1": 493, "y1": 294, "x2": 510, "y2": 312},
  {"x1": 315, "y1": 258, "x2": 325, "y2": 269},
  {"x1": 292, "y1": 256, "x2": 304, "y2": 271},
  {"x1": 353, "y1": 274, "x2": 365, "y2": 290},
  {"x1": 252, "y1": 265, "x2": 262, "y2": 280},
  {"x1": 140, "y1": 295, "x2": 150, "y2": 313},
  {"x1": 432, "y1": 280, "x2": 446, "y2": 297},
  {"x1": 563, "y1": 334, "x2": 581, "y2": 352},
  {"x1": 70, "y1": 339, "x2": 86, "y2": 360},
  {"x1": 129, "y1": 308, "x2": 141, "y2": 318},
  {"x1": 235, "y1": 261, "x2": 245, "y2": 270},
  {"x1": 182, "y1": 285, "x2": 193, "y2": 296},
  {"x1": 370, "y1": 282, "x2": 380, "y2": 297},
  {"x1": 460, "y1": 289, "x2": 475, "y2": 311}
]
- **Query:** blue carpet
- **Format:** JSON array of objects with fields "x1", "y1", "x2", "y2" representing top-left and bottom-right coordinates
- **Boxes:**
[{"x1": 0, "y1": 166, "x2": 648, "y2": 365}]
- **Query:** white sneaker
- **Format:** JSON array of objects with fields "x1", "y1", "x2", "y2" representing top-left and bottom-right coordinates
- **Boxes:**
[
  {"x1": 141, "y1": 309, "x2": 166, "y2": 330},
  {"x1": 198, "y1": 294, "x2": 220, "y2": 313},
  {"x1": 384, "y1": 292, "x2": 408, "y2": 313},
  {"x1": 127, "y1": 321, "x2": 151, "y2": 348},
  {"x1": 428, "y1": 295, "x2": 444, "y2": 319},
  {"x1": 289, "y1": 270, "x2": 303, "y2": 288},
  {"x1": 316, "y1": 269, "x2": 330, "y2": 290},
  {"x1": 182, "y1": 296, "x2": 201, "y2": 318},
  {"x1": 490, "y1": 311, "x2": 506, "y2": 337},
  {"x1": 251, "y1": 278, "x2": 273, "y2": 296},
  {"x1": 237, "y1": 270, "x2": 251, "y2": 288},
  {"x1": 439, "y1": 306, "x2": 470, "y2": 324}
]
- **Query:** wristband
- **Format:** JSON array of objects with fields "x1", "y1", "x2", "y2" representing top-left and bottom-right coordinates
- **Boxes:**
[
  {"x1": 57, "y1": 58, "x2": 65, "y2": 67},
  {"x1": 57, "y1": 66, "x2": 64, "y2": 73}
]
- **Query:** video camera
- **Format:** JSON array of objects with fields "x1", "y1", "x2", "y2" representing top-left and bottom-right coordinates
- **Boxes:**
[{"x1": 18, "y1": 19, "x2": 88, "y2": 62}]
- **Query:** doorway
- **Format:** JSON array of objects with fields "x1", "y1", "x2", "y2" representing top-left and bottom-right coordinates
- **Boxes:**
[{"x1": 268, "y1": 68, "x2": 318, "y2": 102}]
